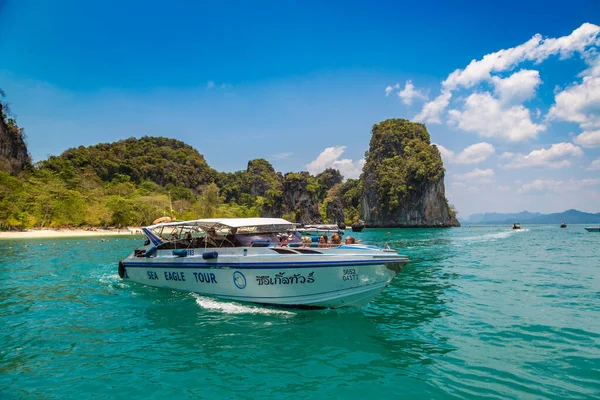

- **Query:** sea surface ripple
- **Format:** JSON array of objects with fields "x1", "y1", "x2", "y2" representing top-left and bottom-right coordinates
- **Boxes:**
[{"x1": 1, "y1": 226, "x2": 599, "y2": 399}]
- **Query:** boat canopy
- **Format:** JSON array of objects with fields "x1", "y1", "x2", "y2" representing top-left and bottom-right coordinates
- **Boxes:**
[{"x1": 146, "y1": 217, "x2": 297, "y2": 233}]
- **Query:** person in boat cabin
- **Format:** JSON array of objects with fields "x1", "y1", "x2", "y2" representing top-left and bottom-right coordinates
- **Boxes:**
[
  {"x1": 301, "y1": 236, "x2": 313, "y2": 247},
  {"x1": 225, "y1": 228, "x2": 239, "y2": 246},
  {"x1": 205, "y1": 227, "x2": 220, "y2": 246},
  {"x1": 277, "y1": 235, "x2": 289, "y2": 247},
  {"x1": 330, "y1": 233, "x2": 342, "y2": 245},
  {"x1": 318, "y1": 234, "x2": 328, "y2": 248}
]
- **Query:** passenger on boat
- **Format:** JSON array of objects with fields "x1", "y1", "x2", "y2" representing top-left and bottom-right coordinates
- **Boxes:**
[
  {"x1": 225, "y1": 228, "x2": 239, "y2": 246},
  {"x1": 184, "y1": 232, "x2": 193, "y2": 240},
  {"x1": 205, "y1": 228, "x2": 219, "y2": 246},
  {"x1": 277, "y1": 235, "x2": 289, "y2": 247},
  {"x1": 344, "y1": 236, "x2": 356, "y2": 244},
  {"x1": 301, "y1": 236, "x2": 312, "y2": 247},
  {"x1": 318, "y1": 234, "x2": 328, "y2": 248},
  {"x1": 330, "y1": 233, "x2": 342, "y2": 245}
]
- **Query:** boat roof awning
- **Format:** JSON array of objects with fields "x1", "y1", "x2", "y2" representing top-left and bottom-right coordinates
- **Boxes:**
[{"x1": 146, "y1": 217, "x2": 296, "y2": 232}]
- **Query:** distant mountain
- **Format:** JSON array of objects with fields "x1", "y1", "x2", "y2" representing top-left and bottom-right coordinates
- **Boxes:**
[
  {"x1": 526, "y1": 209, "x2": 600, "y2": 224},
  {"x1": 466, "y1": 211, "x2": 542, "y2": 224},
  {"x1": 463, "y1": 209, "x2": 600, "y2": 225}
]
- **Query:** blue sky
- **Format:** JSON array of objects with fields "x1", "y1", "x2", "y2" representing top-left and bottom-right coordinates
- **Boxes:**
[{"x1": 1, "y1": 0, "x2": 600, "y2": 218}]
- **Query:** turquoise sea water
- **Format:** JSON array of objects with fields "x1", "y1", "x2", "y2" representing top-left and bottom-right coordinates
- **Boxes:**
[{"x1": 1, "y1": 226, "x2": 599, "y2": 399}]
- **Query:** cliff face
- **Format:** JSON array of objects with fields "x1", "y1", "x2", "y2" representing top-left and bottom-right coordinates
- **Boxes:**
[
  {"x1": 247, "y1": 159, "x2": 281, "y2": 197},
  {"x1": 362, "y1": 173, "x2": 458, "y2": 227},
  {"x1": 361, "y1": 119, "x2": 459, "y2": 227},
  {"x1": 325, "y1": 198, "x2": 345, "y2": 226},
  {"x1": 281, "y1": 172, "x2": 322, "y2": 224},
  {"x1": 0, "y1": 103, "x2": 30, "y2": 175}
]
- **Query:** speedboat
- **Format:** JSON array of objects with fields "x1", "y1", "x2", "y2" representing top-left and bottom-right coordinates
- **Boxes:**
[
  {"x1": 512, "y1": 223, "x2": 521, "y2": 230},
  {"x1": 560, "y1": 222, "x2": 567, "y2": 228},
  {"x1": 296, "y1": 224, "x2": 345, "y2": 237},
  {"x1": 584, "y1": 226, "x2": 600, "y2": 232},
  {"x1": 118, "y1": 218, "x2": 409, "y2": 308}
]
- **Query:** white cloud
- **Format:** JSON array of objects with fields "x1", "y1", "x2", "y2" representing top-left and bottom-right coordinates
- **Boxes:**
[
  {"x1": 454, "y1": 142, "x2": 496, "y2": 164},
  {"x1": 414, "y1": 90, "x2": 452, "y2": 124},
  {"x1": 306, "y1": 146, "x2": 345, "y2": 173},
  {"x1": 332, "y1": 158, "x2": 366, "y2": 180},
  {"x1": 272, "y1": 152, "x2": 292, "y2": 160},
  {"x1": 574, "y1": 130, "x2": 600, "y2": 147},
  {"x1": 547, "y1": 74, "x2": 600, "y2": 129},
  {"x1": 435, "y1": 142, "x2": 495, "y2": 164},
  {"x1": 518, "y1": 178, "x2": 600, "y2": 194},
  {"x1": 499, "y1": 152, "x2": 515, "y2": 160},
  {"x1": 454, "y1": 168, "x2": 495, "y2": 183},
  {"x1": 448, "y1": 92, "x2": 546, "y2": 141},
  {"x1": 500, "y1": 142, "x2": 583, "y2": 169},
  {"x1": 206, "y1": 81, "x2": 232, "y2": 89},
  {"x1": 442, "y1": 23, "x2": 600, "y2": 91},
  {"x1": 397, "y1": 80, "x2": 428, "y2": 105},
  {"x1": 587, "y1": 158, "x2": 600, "y2": 171},
  {"x1": 547, "y1": 48, "x2": 600, "y2": 147},
  {"x1": 435, "y1": 144, "x2": 454, "y2": 164},
  {"x1": 415, "y1": 23, "x2": 600, "y2": 124},
  {"x1": 306, "y1": 146, "x2": 365, "y2": 179},
  {"x1": 517, "y1": 179, "x2": 562, "y2": 193},
  {"x1": 385, "y1": 83, "x2": 399, "y2": 96},
  {"x1": 491, "y1": 69, "x2": 542, "y2": 104}
]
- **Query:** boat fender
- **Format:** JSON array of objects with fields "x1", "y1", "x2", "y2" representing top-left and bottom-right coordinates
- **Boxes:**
[
  {"x1": 202, "y1": 251, "x2": 218, "y2": 260},
  {"x1": 118, "y1": 261, "x2": 125, "y2": 279},
  {"x1": 144, "y1": 247, "x2": 157, "y2": 258},
  {"x1": 173, "y1": 249, "x2": 187, "y2": 257}
]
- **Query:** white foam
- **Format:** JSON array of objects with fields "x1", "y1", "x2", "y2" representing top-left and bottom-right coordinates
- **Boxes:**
[
  {"x1": 192, "y1": 293, "x2": 295, "y2": 316},
  {"x1": 458, "y1": 228, "x2": 528, "y2": 243}
]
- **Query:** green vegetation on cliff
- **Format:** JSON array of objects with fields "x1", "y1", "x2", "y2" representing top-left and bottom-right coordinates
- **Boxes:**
[
  {"x1": 364, "y1": 119, "x2": 444, "y2": 211},
  {"x1": 216, "y1": 158, "x2": 282, "y2": 209},
  {"x1": 0, "y1": 98, "x2": 457, "y2": 229},
  {"x1": 40, "y1": 136, "x2": 214, "y2": 188}
]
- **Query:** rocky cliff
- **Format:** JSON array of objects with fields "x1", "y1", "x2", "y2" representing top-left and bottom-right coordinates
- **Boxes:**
[
  {"x1": 361, "y1": 119, "x2": 459, "y2": 227},
  {"x1": 0, "y1": 103, "x2": 30, "y2": 175},
  {"x1": 281, "y1": 172, "x2": 323, "y2": 225},
  {"x1": 325, "y1": 197, "x2": 345, "y2": 226},
  {"x1": 247, "y1": 158, "x2": 281, "y2": 197}
]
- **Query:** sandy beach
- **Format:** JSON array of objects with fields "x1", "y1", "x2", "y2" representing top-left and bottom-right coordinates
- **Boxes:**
[{"x1": 0, "y1": 228, "x2": 143, "y2": 240}]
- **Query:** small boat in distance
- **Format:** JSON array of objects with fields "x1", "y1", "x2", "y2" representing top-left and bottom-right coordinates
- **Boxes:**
[
  {"x1": 584, "y1": 226, "x2": 600, "y2": 232},
  {"x1": 512, "y1": 223, "x2": 521, "y2": 230},
  {"x1": 560, "y1": 222, "x2": 567, "y2": 228},
  {"x1": 118, "y1": 218, "x2": 409, "y2": 308}
]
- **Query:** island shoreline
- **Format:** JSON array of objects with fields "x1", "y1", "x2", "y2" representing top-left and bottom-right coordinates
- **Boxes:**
[{"x1": 0, "y1": 228, "x2": 143, "y2": 240}]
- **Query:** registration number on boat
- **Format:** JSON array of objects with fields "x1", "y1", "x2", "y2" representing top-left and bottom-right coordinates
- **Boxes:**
[{"x1": 343, "y1": 268, "x2": 358, "y2": 281}]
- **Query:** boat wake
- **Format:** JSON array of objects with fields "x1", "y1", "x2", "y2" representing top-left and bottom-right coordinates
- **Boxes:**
[
  {"x1": 457, "y1": 228, "x2": 529, "y2": 244},
  {"x1": 191, "y1": 293, "x2": 295, "y2": 316}
]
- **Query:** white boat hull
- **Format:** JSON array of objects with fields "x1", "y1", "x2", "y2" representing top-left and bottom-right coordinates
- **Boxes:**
[{"x1": 120, "y1": 248, "x2": 406, "y2": 308}]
